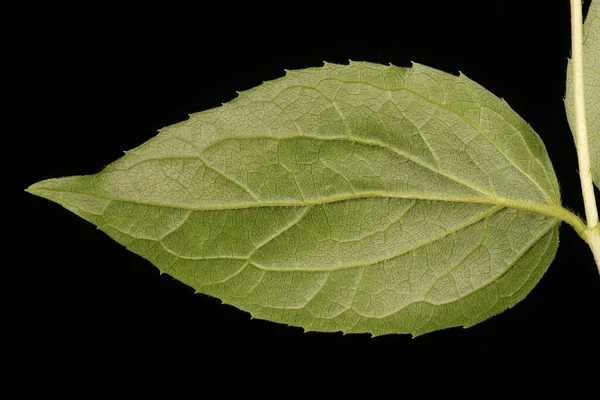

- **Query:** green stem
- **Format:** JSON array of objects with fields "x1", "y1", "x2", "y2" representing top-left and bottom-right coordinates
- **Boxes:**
[
  {"x1": 571, "y1": 0, "x2": 600, "y2": 274},
  {"x1": 585, "y1": 226, "x2": 600, "y2": 274}
]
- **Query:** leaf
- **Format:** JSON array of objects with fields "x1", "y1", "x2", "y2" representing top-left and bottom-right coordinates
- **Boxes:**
[
  {"x1": 27, "y1": 61, "x2": 562, "y2": 337},
  {"x1": 566, "y1": 0, "x2": 600, "y2": 188}
]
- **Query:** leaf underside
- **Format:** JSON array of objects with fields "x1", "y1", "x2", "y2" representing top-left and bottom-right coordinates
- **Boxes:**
[
  {"x1": 28, "y1": 61, "x2": 560, "y2": 337},
  {"x1": 566, "y1": 0, "x2": 600, "y2": 188}
]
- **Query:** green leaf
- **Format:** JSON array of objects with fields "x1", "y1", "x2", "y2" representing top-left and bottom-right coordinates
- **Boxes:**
[
  {"x1": 28, "y1": 61, "x2": 562, "y2": 337},
  {"x1": 566, "y1": 0, "x2": 600, "y2": 188}
]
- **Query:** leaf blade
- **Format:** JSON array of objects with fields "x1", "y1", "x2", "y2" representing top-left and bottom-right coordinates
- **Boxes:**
[{"x1": 28, "y1": 61, "x2": 561, "y2": 336}]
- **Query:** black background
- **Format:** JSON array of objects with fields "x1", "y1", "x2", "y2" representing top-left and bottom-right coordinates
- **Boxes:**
[{"x1": 17, "y1": 0, "x2": 599, "y2": 394}]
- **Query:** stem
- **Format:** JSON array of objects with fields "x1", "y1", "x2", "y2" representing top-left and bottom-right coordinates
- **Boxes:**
[
  {"x1": 587, "y1": 226, "x2": 600, "y2": 274},
  {"x1": 571, "y1": 0, "x2": 599, "y2": 227},
  {"x1": 571, "y1": 0, "x2": 600, "y2": 272}
]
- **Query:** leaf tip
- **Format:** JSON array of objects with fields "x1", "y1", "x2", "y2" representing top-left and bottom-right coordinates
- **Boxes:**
[
  {"x1": 25, "y1": 178, "x2": 73, "y2": 206},
  {"x1": 26, "y1": 175, "x2": 110, "y2": 221},
  {"x1": 25, "y1": 179, "x2": 50, "y2": 197}
]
